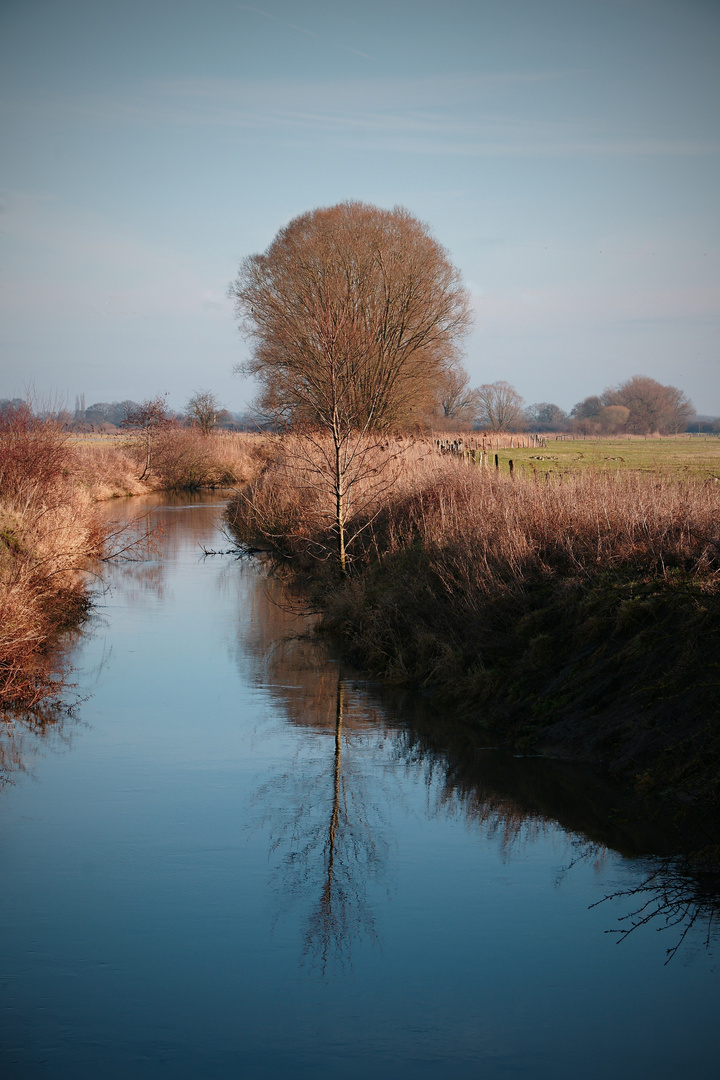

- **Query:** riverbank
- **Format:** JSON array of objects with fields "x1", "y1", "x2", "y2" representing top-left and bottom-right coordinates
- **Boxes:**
[
  {"x1": 226, "y1": 435, "x2": 720, "y2": 808},
  {"x1": 0, "y1": 408, "x2": 106, "y2": 708},
  {"x1": 0, "y1": 414, "x2": 270, "y2": 709},
  {"x1": 71, "y1": 427, "x2": 271, "y2": 497}
]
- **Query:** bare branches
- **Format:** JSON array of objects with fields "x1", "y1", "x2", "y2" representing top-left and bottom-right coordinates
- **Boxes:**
[
  {"x1": 229, "y1": 202, "x2": 471, "y2": 570},
  {"x1": 590, "y1": 848, "x2": 720, "y2": 964},
  {"x1": 121, "y1": 395, "x2": 172, "y2": 480},
  {"x1": 474, "y1": 381, "x2": 525, "y2": 432},
  {"x1": 229, "y1": 201, "x2": 471, "y2": 433},
  {"x1": 184, "y1": 390, "x2": 222, "y2": 436}
]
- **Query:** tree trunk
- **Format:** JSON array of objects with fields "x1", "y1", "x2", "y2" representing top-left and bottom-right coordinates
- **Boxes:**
[{"x1": 333, "y1": 426, "x2": 347, "y2": 575}]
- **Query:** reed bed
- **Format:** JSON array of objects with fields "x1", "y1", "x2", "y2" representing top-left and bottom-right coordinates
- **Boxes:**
[
  {"x1": 228, "y1": 436, "x2": 720, "y2": 800},
  {"x1": 74, "y1": 429, "x2": 271, "y2": 494},
  {"x1": 0, "y1": 408, "x2": 106, "y2": 708},
  {"x1": 228, "y1": 436, "x2": 720, "y2": 579}
]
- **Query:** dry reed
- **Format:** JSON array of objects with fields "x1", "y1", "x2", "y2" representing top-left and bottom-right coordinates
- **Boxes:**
[
  {"x1": 228, "y1": 436, "x2": 720, "y2": 581},
  {"x1": 228, "y1": 435, "x2": 720, "y2": 798},
  {"x1": 0, "y1": 407, "x2": 108, "y2": 707},
  {"x1": 73, "y1": 429, "x2": 271, "y2": 495}
]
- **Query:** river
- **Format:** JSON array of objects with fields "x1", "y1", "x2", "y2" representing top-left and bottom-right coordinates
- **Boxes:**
[{"x1": 1, "y1": 492, "x2": 718, "y2": 1078}]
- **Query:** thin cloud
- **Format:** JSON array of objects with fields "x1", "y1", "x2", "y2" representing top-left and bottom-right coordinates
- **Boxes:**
[
  {"x1": 8, "y1": 75, "x2": 719, "y2": 160},
  {"x1": 235, "y1": 4, "x2": 374, "y2": 61}
]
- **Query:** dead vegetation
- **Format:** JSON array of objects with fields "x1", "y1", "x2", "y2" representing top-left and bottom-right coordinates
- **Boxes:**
[
  {"x1": 0, "y1": 407, "x2": 107, "y2": 707},
  {"x1": 1, "y1": 411, "x2": 270, "y2": 708},
  {"x1": 228, "y1": 436, "x2": 720, "y2": 803},
  {"x1": 73, "y1": 428, "x2": 270, "y2": 495}
]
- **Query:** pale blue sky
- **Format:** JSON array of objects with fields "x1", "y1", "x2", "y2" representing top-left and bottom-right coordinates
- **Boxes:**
[{"x1": 1, "y1": 0, "x2": 719, "y2": 415}]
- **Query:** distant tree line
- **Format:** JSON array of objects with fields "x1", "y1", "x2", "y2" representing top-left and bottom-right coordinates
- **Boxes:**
[
  {"x1": 66, "y1": 394, "x2": 243, "y2": 431},
  {"x1": 0, "y1": 395, "x2": 268, "y2": 433},
  {"x1": 431, "y1": 373, "x2": 712, "y2": 435},
  {"x1": 1, "y1": 371, "x2": 714, "y2": 437}
]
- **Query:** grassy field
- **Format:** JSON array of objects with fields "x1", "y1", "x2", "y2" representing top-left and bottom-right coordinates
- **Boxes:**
[{"x1": 488, "y1": 435, "x2": 720, "y2": 479}]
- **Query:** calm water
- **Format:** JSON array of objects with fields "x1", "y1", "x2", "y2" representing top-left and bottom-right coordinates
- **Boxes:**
[{"x1": 1, "y1": 492, "x2": 718, "y2": 1079}]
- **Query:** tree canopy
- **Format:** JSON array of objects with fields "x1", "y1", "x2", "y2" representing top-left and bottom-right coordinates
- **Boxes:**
[
  {"x1": 572, "y1": 377, "x2": 694, "y2": 435},
  {"x1": 229, "y1": 202, "x2": 471, "y2": 431},
  {"x1": 606, "y1": 376, "x2": 693, "y2": 435},
  {"x1": 185, "y1": 389, "x2": 222, "y2": 435},
  {"x1": 474, "y1": 381, "x2": 525, "y2": 431}
]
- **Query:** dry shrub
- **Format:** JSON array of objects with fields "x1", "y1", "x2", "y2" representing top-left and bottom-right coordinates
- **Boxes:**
[
  {"x1": 73, "y1": 430, "x2": 270, "y2": 496},
  {"x1": 151, "y1": 428, "x2": 269, "y2": 489},
  {"x1": 0, "y1": 407, "x2": 107, "y2": 707}
]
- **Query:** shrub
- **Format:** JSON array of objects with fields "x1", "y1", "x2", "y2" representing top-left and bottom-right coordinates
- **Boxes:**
[{"x1": 0, "y1": 407, "x2": 105, "y2": 707}]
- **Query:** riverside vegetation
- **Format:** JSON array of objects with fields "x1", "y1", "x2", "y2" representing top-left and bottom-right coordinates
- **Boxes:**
[
  {"x1": 227, "y1": 433, "x2": 720, "y2": 808},
  {"x1": 4, "y1": 404, "x2": 719, "y2": 807},
  {"x1": 0, "y1": 406, "x2": 269, "y2": 710}
]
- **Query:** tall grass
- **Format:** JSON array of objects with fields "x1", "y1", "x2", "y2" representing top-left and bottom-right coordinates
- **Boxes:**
[
  {"x1": 228, "y1": 437, "x2": 720, "y2": 579},
  {"x1": 73, "y1": 429, "x2": 271, "y2": 494},
  {"x1": 0, "y1": 407, "x2": 107, "y2": 707},
  {"x1": 228, "y1": 436, "x2": 720, "y2": 798}
]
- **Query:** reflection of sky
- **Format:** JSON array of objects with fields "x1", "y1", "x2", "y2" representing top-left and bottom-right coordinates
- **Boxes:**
[
  {"x1": 1, "y1": 493, "x2": 719, "y2": 1076},
  {"x1": 1, "y1": 0, "x2": 718, "y2": 415}
]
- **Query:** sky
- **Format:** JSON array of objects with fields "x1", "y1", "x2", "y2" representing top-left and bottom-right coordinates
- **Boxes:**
[{"x1": 1, "y1": 0, "x2": 719, "y2": 417}]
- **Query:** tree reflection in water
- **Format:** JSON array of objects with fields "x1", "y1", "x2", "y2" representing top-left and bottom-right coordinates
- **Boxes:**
[
  {"x1": 590, "y1": 846, "x2": 720, "y2": 964},
  {"x1": 0, "y1": 699, "x2": 76, "y2": 788},
  {"x1": 392, "y1": 707, "x2": 720, "y2": 963},
  {"x1": 301, "y1": 677, "x2": 384, "y2": 971},
  {"x1": 238, "y1": 563, "x2": 720, "y2": 966},
  {"x1": 251, "y1": 673, "x2": 387, "y2": 974}
]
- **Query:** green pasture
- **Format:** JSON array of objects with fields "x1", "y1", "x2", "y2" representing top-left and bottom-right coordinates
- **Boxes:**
[{"x1": 493, "y1": 436, "x2": 720, "y2": 480}]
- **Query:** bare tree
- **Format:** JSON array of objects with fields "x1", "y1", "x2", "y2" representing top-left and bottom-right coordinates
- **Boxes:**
[
  {"x1": 121, "y1": 395, "x2": 172, "y2": 480},
  {"x1": 474, "y1": 381, "x2": 525, "y2": 431},
  {"x1": 435, "y1": 364, "x2": 480, "y2": 425},
  {"x1": 185, "y1": 389, "x2": 222, "y2": 436},
  {"x1": 229, "y1": 202, "x2": 471, "y2": 572},
  {"x1": 604, "y1": 376, "x2": 693, "y2": 435},
  {"x1": 525, "y1": 402, "x2": 569, "y2": 431}
]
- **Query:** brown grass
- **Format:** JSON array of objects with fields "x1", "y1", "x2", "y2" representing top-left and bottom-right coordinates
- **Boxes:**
[
  {"x1": 1, "y1": 422, "x2": 272, "y2": 708},
  {"x1": 0, "y1": 407, "x2": 108, "y2": 707},
  {"x1": 73, "y1": 429, "x2": 271, "y2": 495},
  {"x1": 228, "y1": 436, "x2": 720, "y2": 578},
  {"x1": 227, "y1": 435, "x2": 720, "y2": 800}
]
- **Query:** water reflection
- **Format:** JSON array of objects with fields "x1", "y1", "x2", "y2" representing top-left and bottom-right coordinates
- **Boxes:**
[
  {"x1": 252, "y1": 674, "x2": 386, "y2": 972},
  {"x1": 0, "y1": 700, "x2": 74, "y2": 787},
  {"x1": 236, "y1": 559, "x2": 720, "y2": 965},
  {"x1": 6, "y1": 492, "x2": 717, "y2": 975},
  {"x1": 0, "y1": 495, "x2": 226, "y2": 789}
]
